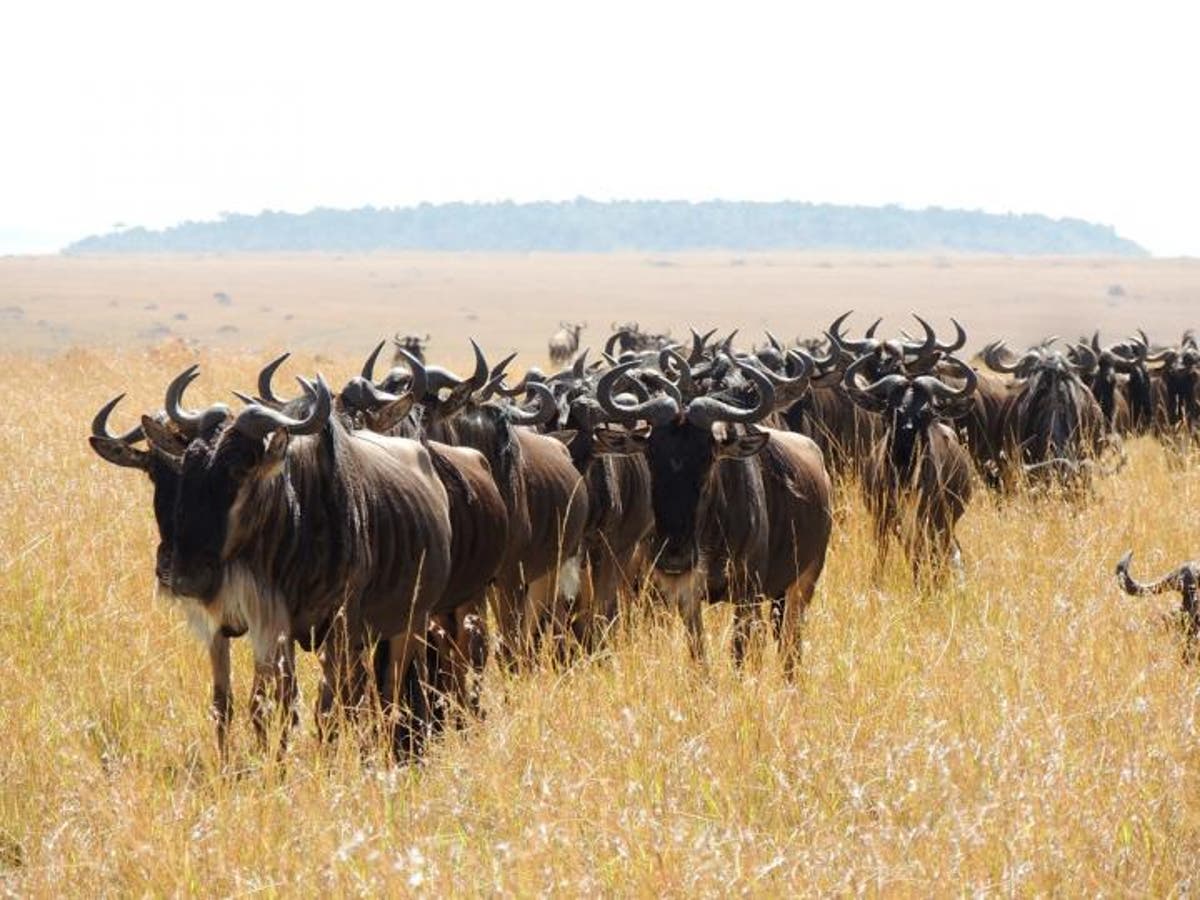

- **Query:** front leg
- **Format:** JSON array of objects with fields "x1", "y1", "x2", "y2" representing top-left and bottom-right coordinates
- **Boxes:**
[
  {"x1": 208, "y1": 634, "x2": 233, "y2": 759},
  {"x1": 250, "y1": 634, "x2": 298, "y2": 756}
]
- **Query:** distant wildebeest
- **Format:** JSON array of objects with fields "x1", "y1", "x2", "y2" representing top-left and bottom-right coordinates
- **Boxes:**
[
  {"x1": 392, "y1": 332, "x2": 430, "y2": 367},
  {"x1": 1116, "y1": 550, "x2": 1200, "y2": 659},
  {"x1": 549, "y1": 322, "x2": 585, "y2": 366},
  {"x1": 843, "y1": 353, "x2": 976, "y2": 581},
  {"x1": 594, "y1": 356, "x2": 832, "y2": 675},
  {"x1": 144, "y1": 369, "x2": 454, "y2": 756}
]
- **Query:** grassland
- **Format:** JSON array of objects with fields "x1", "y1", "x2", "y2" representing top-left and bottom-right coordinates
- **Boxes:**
[{"x1": 2, "y1": 254, "x2": 1200, "y2": 894}]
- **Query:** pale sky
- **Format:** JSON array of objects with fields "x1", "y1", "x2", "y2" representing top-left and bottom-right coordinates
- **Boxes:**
[{"x1": 2, "y1": 0, "x2": 1198, "y2": 255}]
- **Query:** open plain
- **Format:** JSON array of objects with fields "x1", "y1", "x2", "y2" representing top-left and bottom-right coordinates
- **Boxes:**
[{"x1": 3, "y1": 252, "x2": 1200, "y2": 894}]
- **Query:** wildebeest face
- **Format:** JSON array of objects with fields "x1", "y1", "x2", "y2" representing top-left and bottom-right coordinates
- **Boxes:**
[
  {"x1": 595, "y1": 421, "x2": 767, "y2": 574},
  {"x1": 888, "y1": 387, "x2": 934, "y2": 472},
  {"x1": 170, "y1": 430, "x2": 283, "y2": 602}
]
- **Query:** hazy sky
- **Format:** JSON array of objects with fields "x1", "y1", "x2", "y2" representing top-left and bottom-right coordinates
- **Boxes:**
[{"x1": 3, "y1": 0, "x2": 1197, "y2": 255}]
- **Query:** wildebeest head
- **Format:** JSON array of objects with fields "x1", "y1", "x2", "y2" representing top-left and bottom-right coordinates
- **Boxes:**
[
  {"x1": 1116, "y1": 550, "x2": 1200, "y2": 653},
  {"x1": 89, "y1": 367, "x2": 233, "y2": 587},
  {"x1": 1069, "y1": 334, "x2": 1141, "y2": 429},
  {"x1": 843, "y1": 354, "x2": 976, "y2": 474},
  {"x1": 392, "y1": 332, "x2": 430, "y2": 366},
  {"x1": 1148, "y1": 339, "x2": 1200, "y2": 427},
  {"x1": 593, "y1": 358, "x2": 775, "y2": 574},
  {"x1": 163, "y1": 373, "x2": 332, "y2": 602}
]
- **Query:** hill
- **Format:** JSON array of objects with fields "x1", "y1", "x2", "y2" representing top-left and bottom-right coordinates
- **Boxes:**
[{"x1": 64, "y1": 199, "x2": 1147, "y2": 256}]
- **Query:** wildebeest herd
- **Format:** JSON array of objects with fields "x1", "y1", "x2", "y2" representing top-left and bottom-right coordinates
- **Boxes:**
[{"x1": 88, "y1": 316, "x2": 1200, "y2": 758}]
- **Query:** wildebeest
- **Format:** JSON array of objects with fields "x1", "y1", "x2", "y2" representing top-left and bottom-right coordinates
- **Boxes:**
[
  {"x1": 1147, "y1": 333, "x2": 1200, "y2": 443},
  {"x1": 89, "y1": 379, "x2": 267, "y2": 754},
  {"x1": 549, "y1": 321, "x2": 585, "y2": 366},
  {"x1": 534, "y1": 355, "x2": 654, "y2": 649},
  {"x1": 594, "y1": 357, "x2": 832, "y2": 674},
  {"x1": 147, "y1": 370, "x2": 454, "y2": 755},
  {"x1": 843, "y1": 353, "x2": 976, "y2": 580},
  {"x1": 1069, "y1": 335, "x2": 1136, "y2": 434},
  {"x1": 1116, "y1": 550, "x2": 1200, "y2": 659},
  {"x1": 981, "y1": 341, "x2": 1109, "y2": 490},
  {"x1": 341, "y1": 343, "x2": 511, "y2": 718},
  {"x1": 393, "y1": 332, "x2": 430, "y2": 366},
  {"x1": 397, "y1": 345, "x2": 591, "y2": 665}
]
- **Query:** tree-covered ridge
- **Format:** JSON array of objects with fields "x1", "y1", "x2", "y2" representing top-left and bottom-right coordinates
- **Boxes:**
[{"x1": 65, "y1": 199, "x2": 1147, "y2": 256}]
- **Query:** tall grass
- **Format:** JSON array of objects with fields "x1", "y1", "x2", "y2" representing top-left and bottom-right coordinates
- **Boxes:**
[{"x1": 2, "y1": 346, "x2": 1199, "y2": 894}]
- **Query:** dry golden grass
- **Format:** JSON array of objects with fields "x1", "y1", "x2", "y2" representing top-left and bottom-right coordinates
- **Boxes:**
[{"x1": 3, "y1": 340, "x2": 1200, "y2": 896}]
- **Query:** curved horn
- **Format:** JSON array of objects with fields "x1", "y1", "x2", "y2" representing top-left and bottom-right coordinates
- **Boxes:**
[
  {"x1": 603, "y1": 330, "x2": 625, "y2": 357},
  {"x1": 91, "y1": 394, "x2": 145, "y2": 444},
  {"x1": 684, "y1": 360, "x2": 775, "y2": 430},
  {"x1": 688, "y1": 327, "x2": 718, "y2": 364},
  {"x1": 660, "y1": 347, "x2": 699, "y2": 400},
  {"x1": 233, "y1": 374, "x2": 332, "y2": 440},
  {"x1": 842, "y1": 354, "x2": 908, "y2": 412},
  {"x1": 639, "y1": 370, "x2": 684, "y2": 407},
  {"x1": 765, "y1": 330, "x2": 783, "y2": 352},
  {"x1": 165, "y1": 365, "x2": 231, "y2": 435},
  {"x1": 1115, "y1": 551, "x2": 1181, "y2": 596},
  {"x1": 915, "y1": 356, "x2": 977, "y2": 404},
  {"x1": 466, "y1": 339, "x2": 489, "y2": 392},
  {"x1": 828, "y1": 310, "x2": 877, "y2": 355},
  {"x1": 339, "y1": 375, "x2": 400, "y2": 413},
  {"x1": 939, "y1": 318, "x2": 967, "y2": 353},
  {"x1": 362, "y1": 340, "x2": 386, "y2": 380},
  {"x1": 1091, "y1": 330, "x2": 1103, "y2": 356},
  {"x1": 394, "y1": 348, "x2": 429, "y2": 401},
  {"x1": 982, "y1": 341, "x2": 1023, "y2": 375},
  {"x1": 596, "y1": 361, "x2": 680, "y2": 427},
  {"x1": 758, "y1": 349, "x2": 813, "y2": 409},
  {"x1": 571, "y1": 348, "x2": 589, "y2": 380},
  {"x1": 505, "y1": 382, "x2": 559, "y2": 428},
  {"x1": 902, "y1": 313, "x2": 937, "y2": 357},
  {"x1": 257, "y1": 352, "x2": 291, "y2": 406},
  {"x1": 1072, "y1": 342, "x2": 1098, "y2": 373}
]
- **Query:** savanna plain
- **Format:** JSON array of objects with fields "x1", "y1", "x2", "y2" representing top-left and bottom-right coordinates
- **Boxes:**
[{"x1": 3, "y1": 252, "x2": 1200, "y2": 895}]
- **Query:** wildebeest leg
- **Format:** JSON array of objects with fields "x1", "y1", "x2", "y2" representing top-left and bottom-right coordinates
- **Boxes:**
[
  {"x1": 731, "y1": 601, "x2": 758, "y2": 669},
  {"x1": 208, "y1": 635, "x2": 233, "y2": 759},
  {"x1": 384, "y1": 621, "x2": 431, "y2": 759},
  {"x1": 582, "y1": 552, "x2": 621, "y2": 652},
  {"x1": 770, "y1": 595, "x2": 785, "y2": 643},
  {"x1": 250, "y1": 635, "x2": 297, "y2": 756},
  {"x1": 425, "y1": 614, "x2": 453, "y2": 736},
  {"x1": 673, "y1": 577, "x2": 707, "y2": 666},
  {"x1": 315, "y1": 608, "x2": 369, "y2": 745},
  {"x1": 490, "y1": 582, "x2": 526, "y2": 671},
  {"x1": 779, "y1": 565, "x2": 819, "y2": 680},
  {"x1": 453, "y1": 601, "x2": 489, "y2": 720},
  {"x1": 872, "y1": 518, "x2": 892, "y2": 583}
]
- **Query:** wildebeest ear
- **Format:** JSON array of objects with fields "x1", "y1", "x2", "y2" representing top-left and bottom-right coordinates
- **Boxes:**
[
  {"x1": 545, "y1": 429, "x2": 578, "y2": 449},
  {"x1": 88, "y1": 435, "x2": 150, "y2": 470},
  {"x1": 141, "y1": 415, "x2": 186, "y2": 454},
  {"x1": 593, "y1": 427, "x2": 649, "y2": 456},
  {"x1": 437, "y1": 381, "x2": 476, "y2": 418},
  {"x1": 716, "y1": 430, "x2": 770, "y2": 459},
  {"x1": 258, "y1": 428, "x2": 289, "y2": 478},
  {"x1": 365, "y1": 394, "x2": 415, "y2": 433}
]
